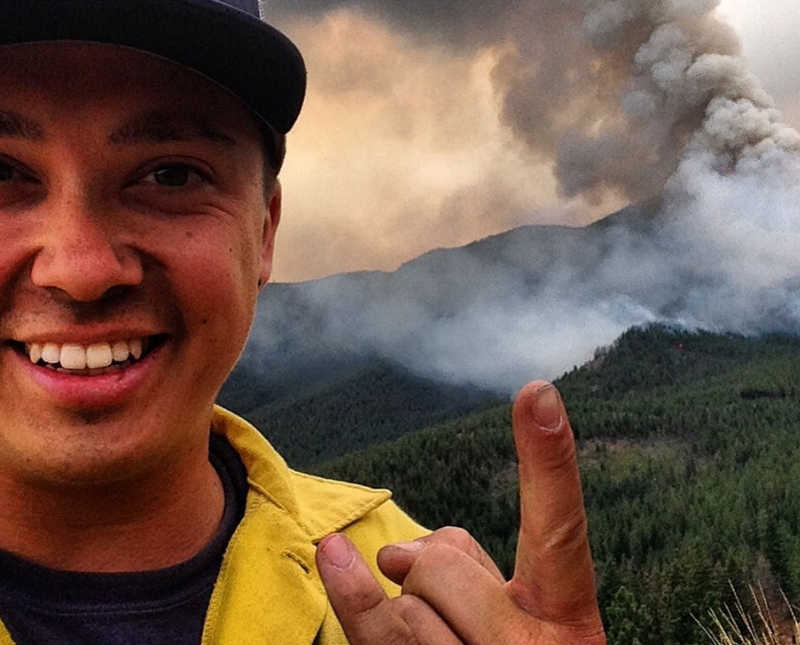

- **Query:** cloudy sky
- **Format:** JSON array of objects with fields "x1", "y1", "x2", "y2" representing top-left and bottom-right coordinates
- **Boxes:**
[{"x1": 262, "y1": 1, "x2": 800, "y2": 282}]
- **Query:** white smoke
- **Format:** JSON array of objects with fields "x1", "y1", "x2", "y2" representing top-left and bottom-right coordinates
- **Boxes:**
[{"x1": 246, "y1": 0, "x2": 800, "y2": 394}]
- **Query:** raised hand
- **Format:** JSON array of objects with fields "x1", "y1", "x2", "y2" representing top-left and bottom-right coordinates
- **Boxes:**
[{"x1": 316, "y1": 381, "x2": 606, "y2": 644}]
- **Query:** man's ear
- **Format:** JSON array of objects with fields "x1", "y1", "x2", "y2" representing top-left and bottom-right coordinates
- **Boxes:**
[{"x1": 259, "y1": 180, "x2": 282, "y2": 287}]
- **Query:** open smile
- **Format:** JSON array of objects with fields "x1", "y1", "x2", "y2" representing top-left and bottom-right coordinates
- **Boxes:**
[
  {"x1": 8, "y1": 335, "x2": 168, "y2": 375},
  {"x1": 4, "y1": 334, "x2": 171, "y2": 409}
]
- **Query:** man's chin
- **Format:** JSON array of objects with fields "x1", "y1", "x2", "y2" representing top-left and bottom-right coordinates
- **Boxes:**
[{"x1": 0, "y1": 405, "x2": 192, "y2": 489}]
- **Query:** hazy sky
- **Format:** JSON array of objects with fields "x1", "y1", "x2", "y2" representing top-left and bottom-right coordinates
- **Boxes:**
[
  {"x1": 717, "y1": 0, "x2": 800, "y2": 124},
  {"x1": 264, "y1": 2, "x2": 800, "y2": 282}
]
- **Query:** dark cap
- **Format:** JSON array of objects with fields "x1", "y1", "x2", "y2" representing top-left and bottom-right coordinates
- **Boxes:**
[{"x1": 0, "y1": 0, "x2": 306, "y2": 134}]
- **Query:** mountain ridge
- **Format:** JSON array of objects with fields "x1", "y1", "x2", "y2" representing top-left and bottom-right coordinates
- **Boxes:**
[{"x1": 222, "y1": 199, "x2": 671, "y2": 398}]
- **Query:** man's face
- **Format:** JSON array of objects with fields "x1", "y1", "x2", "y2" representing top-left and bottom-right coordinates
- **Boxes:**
[{"x1": 0, "y1": 43, "x2": 279, "y2": 486}]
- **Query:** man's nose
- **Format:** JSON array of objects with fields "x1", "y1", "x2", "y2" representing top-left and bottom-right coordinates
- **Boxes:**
[{"x1": 29, "y1": 199, "x2": 144, "y2": 302}]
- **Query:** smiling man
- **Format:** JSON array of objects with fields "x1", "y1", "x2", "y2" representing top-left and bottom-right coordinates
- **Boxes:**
[{"x1": 0, "y1": 1, "x2": 604, "y2": 644}]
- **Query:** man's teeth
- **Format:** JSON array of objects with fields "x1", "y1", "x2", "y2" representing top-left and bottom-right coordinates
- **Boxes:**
[{"x1": 26, "y1": 338, "x2": 147, "y2": 369}]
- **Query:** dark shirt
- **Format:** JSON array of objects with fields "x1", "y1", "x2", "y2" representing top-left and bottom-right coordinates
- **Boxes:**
[{"x1": 0, "y1": 433, "x2": 247, "y2": 645}]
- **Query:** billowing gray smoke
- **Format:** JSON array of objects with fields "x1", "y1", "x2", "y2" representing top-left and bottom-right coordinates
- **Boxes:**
[
  {"x1": 246, "y1": 1, "x2": 800, "y2": 393},
  {"x1": 265, "y1": 0, "x2": 791, "y2": 203}
]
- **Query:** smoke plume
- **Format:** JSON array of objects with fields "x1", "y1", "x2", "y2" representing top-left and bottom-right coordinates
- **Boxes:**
[{"x1": 244, "y1": 1, "x2": 800, "y2": 393}]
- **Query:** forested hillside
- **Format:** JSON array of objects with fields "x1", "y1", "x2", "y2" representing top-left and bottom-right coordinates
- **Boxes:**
[
  {"x1": 240, "y1": 360, "x2": 500, "y2": 466},
  {"x1": 310, "y1": 325, "x2": 800, "y2": 644}
]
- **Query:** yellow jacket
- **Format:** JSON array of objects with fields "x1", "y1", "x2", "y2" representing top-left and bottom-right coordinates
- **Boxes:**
[{"x1": 0, "y1": 407, "x2": 428, "y2": 644}]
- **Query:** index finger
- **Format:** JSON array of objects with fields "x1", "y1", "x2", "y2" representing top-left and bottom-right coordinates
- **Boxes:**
[{"x1": 508, "y1": 381, "x2": 601, "y2": 626}]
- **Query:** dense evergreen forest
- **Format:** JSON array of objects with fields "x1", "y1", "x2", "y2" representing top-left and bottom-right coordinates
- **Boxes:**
[
  {"x1": 283, "y1": 325, "x2": 800, "y2": 643},
  {"x1": 242, "y1": 361, "x2": 501, "y2": 466}
]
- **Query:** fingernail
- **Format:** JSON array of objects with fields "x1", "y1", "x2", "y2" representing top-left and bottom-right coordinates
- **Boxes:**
[
  {"x1": 531, "y1": 384, "x2": 563, "y2": 431},
  {"x1": 320, "y1": 534, "x2": 354, "y2": 570},
  {"x1": 389, "y1": 541, "x2": 426, "y2": 552}
]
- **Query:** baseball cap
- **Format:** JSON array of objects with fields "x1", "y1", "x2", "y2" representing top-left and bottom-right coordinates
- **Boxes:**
[{"x1": 0, "y1": 0, "x2": 306, "y2": 135}]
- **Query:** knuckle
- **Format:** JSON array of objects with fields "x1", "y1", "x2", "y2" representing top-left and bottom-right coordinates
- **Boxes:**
[
  {"x1": 436, "y1": 525, "x2": 470, "y2": 540},
  {"x1": 434, "y1": 525, "x2": 475, "y2": 551},
  {"x1": 419, "y1": 541, "x2": 463, "y2": 566},
  {"x1": 401, "y1": 542, "x2": 466, "y2": 593},
  {"x1": 434, "y1": 526, "x2": 505, "y2": 581}
]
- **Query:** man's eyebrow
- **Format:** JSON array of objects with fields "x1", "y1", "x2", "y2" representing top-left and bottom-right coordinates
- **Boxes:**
[
  {"x1": 108, "y1": 110, "x2": 237, "y2": 147},
  {"x1": 0, "y1": 110, "x2": 44, "y2": 140}
]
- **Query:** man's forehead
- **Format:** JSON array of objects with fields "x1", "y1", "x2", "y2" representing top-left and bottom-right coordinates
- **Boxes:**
[{"x1": 0, "y1": 107, "x2": 240, "y2": 149}]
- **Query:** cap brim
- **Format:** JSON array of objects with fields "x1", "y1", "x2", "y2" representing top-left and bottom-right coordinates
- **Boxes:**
[{"x1": 0, "y1": 0, "x2": 306, "y2": 134}]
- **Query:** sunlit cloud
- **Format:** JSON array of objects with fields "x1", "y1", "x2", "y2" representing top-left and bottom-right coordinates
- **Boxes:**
[{"x1": 272, "y1": 9, "x2": 615, "y2": 281}]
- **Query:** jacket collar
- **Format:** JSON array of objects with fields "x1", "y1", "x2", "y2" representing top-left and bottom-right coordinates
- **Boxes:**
[
  {"x1": 202, "y1": 406, "x2": 390, "y2": 644},
  {"x1": 210, "y1": 405, "x2": 391, "y2": 542}
]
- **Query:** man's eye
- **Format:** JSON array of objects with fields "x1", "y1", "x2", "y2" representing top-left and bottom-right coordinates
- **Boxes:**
[
  {"x1": 142, "y1": 164, "x2": 208, "y2": 187},
  {"x1": 0, "y1": 162, "x2": 31, "y2": 183}
]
